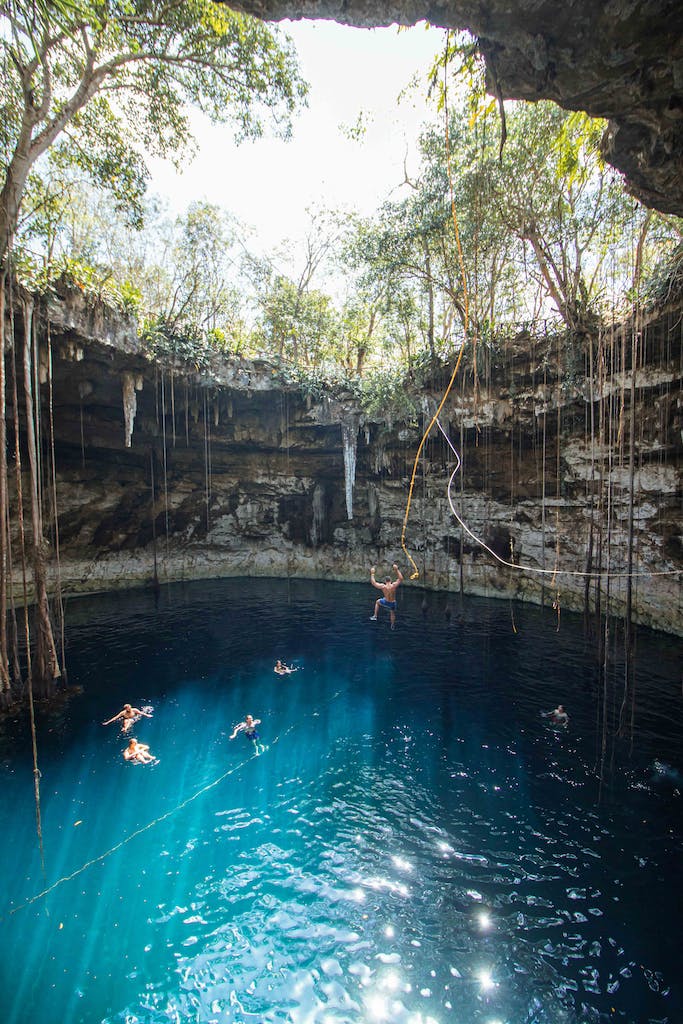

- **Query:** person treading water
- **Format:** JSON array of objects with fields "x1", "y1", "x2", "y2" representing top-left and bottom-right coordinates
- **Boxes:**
[
  {"x1": 229, "y1": 714, "x2": 265, "y2": 755},
  {"x1": 274, "y1": 660, "x2": 298, "y2": 675},
  {"x1": 103, "y1": 703, "x2": 153, "y2": 734},
  {"x1": 369, "y1": 563, "x2": 404, "y2": 629},
  {"x1": 542, "y1": 704, "x2": 569, "y2": 726}
]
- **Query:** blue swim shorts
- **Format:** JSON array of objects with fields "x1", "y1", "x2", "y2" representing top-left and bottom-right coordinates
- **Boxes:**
[{"x1": 379, "y1": 598, "x2": 397, "y2": 610}]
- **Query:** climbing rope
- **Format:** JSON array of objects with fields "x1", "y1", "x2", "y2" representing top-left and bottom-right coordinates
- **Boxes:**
[
  {"x1": 401, "y1": 32, "x2": 471, "y2": 579},
  {"x1": 401, "y1": 33, "x2": 681, "y2": 588}
]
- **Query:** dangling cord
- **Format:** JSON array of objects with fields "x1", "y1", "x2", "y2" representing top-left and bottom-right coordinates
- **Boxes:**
[
  {"x1": 160, "y1": 369, "x2": 170, "y2": 564},
  {"x1": 47, "y1": 323, "x2": 66, "y2": 678},
  {"x1": 0, "y1": 271, "x2": 10, "y2": 697},
  {"x1": 150, "y1": 449, "x2": 159, "y2": 590},
  {"x1": 401, "y1": 30, "x2": 471, "y2": 579},
  {"x1": 203, "y1": 390, "x2": 210, "y2": 533},
  {"x1": 170, "y1": 367, "x2": 176, "y2": 448},
  {"x1": 8, "y1": 270, "x2": 45, "y2": 873},
  {"x1": 552, "y1": 591, "x2": 561, "y2": 632},
  {"x1": 508, "y1": 538, "x2": 518, "y2": 634}
]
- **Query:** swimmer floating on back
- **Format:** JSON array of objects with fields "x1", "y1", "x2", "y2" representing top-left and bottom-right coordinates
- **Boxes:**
[
  {"x1": 274, "y1": 660, "x2": 298, "y2": 675},
  {"x1": 229, "y1": 714, "x2": 265, "y2": 755},
  {"x1": 123, "y1": 738, "x2": 156, "y2": 764},
  {"x1": 103, "y1": 703, "x2": 153, "y2": 734},
  {"x1": 369, "y1": 563, "x2": 404, "y2": 629}
]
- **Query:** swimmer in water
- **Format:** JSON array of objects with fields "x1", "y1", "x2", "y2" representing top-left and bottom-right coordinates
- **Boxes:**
[
  {"x1": 229, "y1": 714, "x2": 265, "y2": 754},
  {"x1": 123, "y1": 738, "x2": 156, "y2": 764},
  {"x1": 369, "y1": 563, "x2": 404, "y2": 629},
  {"x1": 103, "y1": 703, "x2": 152, "y2": 734},
  {"x1": 543, "y1": 704, "x2": 569, "y2": 726},
  {"x1": 274, "y1": 660, "x2": 298, "y2": 675}
]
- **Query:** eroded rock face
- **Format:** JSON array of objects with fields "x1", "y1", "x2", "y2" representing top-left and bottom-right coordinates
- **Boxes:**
[
  {"x1": 12, "y1": 289, "x2": 682, "y2": 635},
  {"x1": 227, "y1": 0, "x2": 683, "y2": 216}
]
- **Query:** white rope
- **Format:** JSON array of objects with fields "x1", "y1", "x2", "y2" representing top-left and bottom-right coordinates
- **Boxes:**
[{"x1": 436, "y1": 419, "x2": 682, "y2": 580}]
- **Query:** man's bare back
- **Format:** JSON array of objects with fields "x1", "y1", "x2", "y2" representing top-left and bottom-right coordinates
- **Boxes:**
[{"x1": 369, "y1": 564, "x2": 404, "y2": 627}]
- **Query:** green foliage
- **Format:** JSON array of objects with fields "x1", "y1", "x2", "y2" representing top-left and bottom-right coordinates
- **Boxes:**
[
  {"x1": 13, "y1": 248, "x2": 142, "y2": 313},
  {"x1": 0, "y1": 0, "x2": 308, "y2": 263},
  {"x1": 359, "y1": 367, "x2": 418, "y2": 423},
  {"x1": 140, "y1": 314, "x2": 209, "y2": 365},
  {"x1": 6, "y1": 3, "x2": 681, "y2": 408},
  {"x1": 642, "y1": 240, "x2": 683, "y2": 308},
  {"x1": 276, "y1": 362, "x2": 361, "y2": 403},
  {"x1": 255, "y1": 274, "x2": 341, "y2": 367}
]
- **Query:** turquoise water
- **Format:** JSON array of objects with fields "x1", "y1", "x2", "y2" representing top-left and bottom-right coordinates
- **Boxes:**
[{"x1": 1, "y1": 578, "x2": 682, "y2": 1024}]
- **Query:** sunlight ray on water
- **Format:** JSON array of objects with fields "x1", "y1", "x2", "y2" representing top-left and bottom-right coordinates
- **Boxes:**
[{"x1": 1, "y1": 578, "x2": 681, "y2": 1024}]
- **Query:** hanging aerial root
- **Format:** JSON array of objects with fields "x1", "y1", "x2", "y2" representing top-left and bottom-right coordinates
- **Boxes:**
[{"x1": 436, "y1": 419, "x2": 682, "y2": 581}]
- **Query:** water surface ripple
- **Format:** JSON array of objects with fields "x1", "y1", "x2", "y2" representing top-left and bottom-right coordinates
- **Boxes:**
[{"x1": 1, "y1": 579, "x2": 681, "y2": 1024}]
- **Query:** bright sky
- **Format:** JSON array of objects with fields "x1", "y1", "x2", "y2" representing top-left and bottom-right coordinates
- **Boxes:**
[{"x1": 146, "y1": 19, "x2": 446, "y2": 260}]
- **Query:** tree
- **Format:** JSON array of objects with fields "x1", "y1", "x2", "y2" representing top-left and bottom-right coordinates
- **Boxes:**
[
  {"x1": 256, "y1": 274, "x2": 339, "y2": 367},
  {"x1": 0, "y1": 0, "x2": 307, "y2": 266},
  {"x1": 0, "y1": 0, "x2": 306, "y2": 696}
]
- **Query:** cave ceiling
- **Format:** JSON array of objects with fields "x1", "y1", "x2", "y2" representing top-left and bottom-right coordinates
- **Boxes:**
[{"x1": 225, "y1": 1, "x2": 683, "y2": 217}]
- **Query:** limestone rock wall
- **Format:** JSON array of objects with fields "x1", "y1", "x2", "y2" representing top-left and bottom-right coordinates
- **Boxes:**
[{"x1": 8, "y1": 288, "x2": 683, "y2": 634}]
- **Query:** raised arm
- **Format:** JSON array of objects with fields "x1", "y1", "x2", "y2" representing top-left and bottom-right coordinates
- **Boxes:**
[
  {"x1": 102, "y1": 710, "x2": 123, "y2": 725},
  {"x1": 393, "y1": 564, "x2": 404, "y2": 585},
  {"x1": 370, "y1": 566, "x2": 384, "y2": 591},
  {"x1": 229, "y1": 723, "x2": 243, "y2": 740}
]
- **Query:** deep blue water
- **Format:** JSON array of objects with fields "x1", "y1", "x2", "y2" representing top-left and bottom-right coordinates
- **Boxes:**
[{"x1": 1, "y1": 578, "x2": 682, "y2": 1024}]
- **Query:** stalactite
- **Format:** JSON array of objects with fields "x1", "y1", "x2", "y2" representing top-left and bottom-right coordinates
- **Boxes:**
[
  {"x1": 340, "y1": 417, "x2": 358, "y2": 521},
  {"x1": 78, "y1": 381, "x2": 91, "y2": 467},
  {"x1": 122, "y1": 372, "x2": 138, "y2": 448}
]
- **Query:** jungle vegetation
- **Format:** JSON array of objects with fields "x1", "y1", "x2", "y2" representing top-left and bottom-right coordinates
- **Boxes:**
[
  {"x1": 0, "y1": 0, "x2": 306, "y2": 700},
  {"x1": 0, "y1": 5, "x2": 681, "y2": 699}
]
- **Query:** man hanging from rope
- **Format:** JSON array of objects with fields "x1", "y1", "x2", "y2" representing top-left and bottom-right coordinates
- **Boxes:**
[{"x1": 369, "y1": 563, "x2": 404, "y2": 629}]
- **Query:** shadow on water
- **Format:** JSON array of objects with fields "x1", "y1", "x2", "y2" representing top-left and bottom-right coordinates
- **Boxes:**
[{"x1": 1, "y1": 578, "x2": 681, "y2": 1024}]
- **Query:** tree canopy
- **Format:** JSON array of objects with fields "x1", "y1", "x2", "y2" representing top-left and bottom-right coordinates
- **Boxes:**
[
  {"x1": 5, "y1": 18, "x2": 682, "y2": 386},
  {"x1": 0, "y1": 0, "x2": 308, "y2": 264}
]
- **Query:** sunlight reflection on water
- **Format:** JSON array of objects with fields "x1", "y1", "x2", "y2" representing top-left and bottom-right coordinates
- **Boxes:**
[{"x1": 1, "y1": 578, "x2": 681, "y2": 1024}]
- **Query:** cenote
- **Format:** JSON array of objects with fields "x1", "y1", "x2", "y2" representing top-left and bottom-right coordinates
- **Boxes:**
[{"x1": 2, "y1": 578, "x2": 682, "y2": 1024}]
